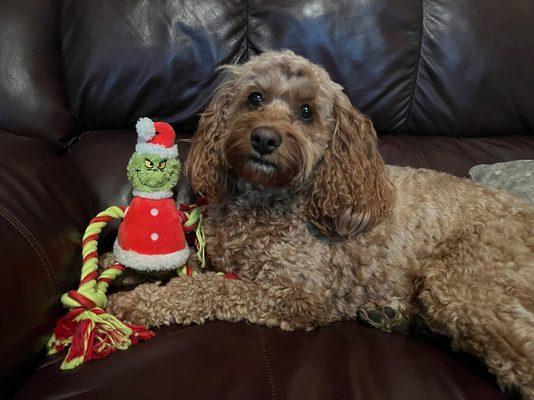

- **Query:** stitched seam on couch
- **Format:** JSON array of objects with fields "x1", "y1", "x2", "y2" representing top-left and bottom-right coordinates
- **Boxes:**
[
  {"x1": 257, "y1": 327, "x2": 278, "y2": 400},
  {"x1": 402, "y1": 0, "x2": 426, "y2": 133},
  {"x1": 245, "y1": 0, "x2": 249, "y2": 61},
  {"x1": 0, "y1": 203, "x2": 59, "y2": 300}
]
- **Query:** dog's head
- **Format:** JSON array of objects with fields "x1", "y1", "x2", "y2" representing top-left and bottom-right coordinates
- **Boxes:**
[{"x1": 186, "y1": 50, "x2": 394, "y2": 238}]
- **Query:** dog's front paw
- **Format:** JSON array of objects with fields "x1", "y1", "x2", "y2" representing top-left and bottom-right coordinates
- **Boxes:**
[
  {"x1": 106, "y1": 283, "x2": 164, "y2": 326},
  {"x1": 106, "y1": 290, "x2": 144, "y2": 325}
]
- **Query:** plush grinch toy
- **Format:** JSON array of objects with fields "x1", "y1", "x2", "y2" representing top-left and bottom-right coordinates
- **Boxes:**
[
  {"x1": 114, "y1": 117, "x2": 190, "y2": 271},
  {"x1": 47, "y1": 118, "x2": 205, "y2": 370}
]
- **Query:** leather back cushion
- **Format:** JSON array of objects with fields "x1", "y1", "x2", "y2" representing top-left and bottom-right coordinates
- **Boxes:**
[
  {"x1": 60, "y1": 0, "x2": 534, "y2": 136},
  {"x1": 0, "y1": 0, "x2": 76, "y2": 144},
  {"x1": 61, "y1": 0, "x2": 246, "y2": 133},
  {"x1": 251, "y1": 0, "x2": 534, "y2": 136}
]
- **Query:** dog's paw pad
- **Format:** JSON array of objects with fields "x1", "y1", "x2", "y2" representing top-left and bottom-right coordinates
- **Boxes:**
[
  {"x1": 359, "y1": 304, "x2": 410, "y2": 334},
  {"x1": 367, "y1": 309, "x2": 384, "y2": 324},
  {"x1": 383, "y1": 306, "x2": 396, "y2": 319}
]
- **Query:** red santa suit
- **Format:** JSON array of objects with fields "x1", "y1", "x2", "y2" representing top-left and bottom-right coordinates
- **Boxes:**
[
  {"x1": 113, "y1": 118, "x2": 189, "y2": 271},
  {"x1": 113, "y1": 193, "x2": 190, "y2": 271}
]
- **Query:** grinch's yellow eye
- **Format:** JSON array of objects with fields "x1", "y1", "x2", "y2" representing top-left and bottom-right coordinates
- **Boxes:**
[
  {"x1": 144, "y1": 159, "x2": 154, "y2": 169},
  {"x1": 158, "y1": 160, "x2": 167, "y2": 170}
]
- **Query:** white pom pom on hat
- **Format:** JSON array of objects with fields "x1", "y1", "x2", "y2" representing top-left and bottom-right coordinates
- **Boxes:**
[
  {"x1": 135, "y1": 117, "x2": 156, "y2": 143},
  {"x1": 135, "y1": 117, "x2": 178, "y2": 159}
]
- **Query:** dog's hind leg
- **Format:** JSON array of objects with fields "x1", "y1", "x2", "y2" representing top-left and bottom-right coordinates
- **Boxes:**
[{"x1": 417, "y1": 221, "x2": 534, "y2": 399}]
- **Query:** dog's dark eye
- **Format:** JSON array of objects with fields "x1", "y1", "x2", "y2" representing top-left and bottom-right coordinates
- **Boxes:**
[
  {"x1": 299, "y1": 104, "x2": 313, "y2": 121},
  {"x1": 248, "y1": 92, "x2": 263, "y2": 108}
]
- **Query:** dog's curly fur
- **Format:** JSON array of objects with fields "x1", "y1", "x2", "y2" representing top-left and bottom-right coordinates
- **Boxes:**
[{"x1": 107, "y1": 50, "x2": 534, "y2": 398}]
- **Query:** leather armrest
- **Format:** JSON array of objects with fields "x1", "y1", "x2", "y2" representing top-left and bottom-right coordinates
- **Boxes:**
[{"x1": 0, "y1": 130, "x2": 92, "y2": 396}]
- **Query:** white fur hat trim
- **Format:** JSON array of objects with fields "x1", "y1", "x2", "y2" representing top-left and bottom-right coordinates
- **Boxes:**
[{"x1": 135, "y1": 143, "x2": 178, "y2": 158}]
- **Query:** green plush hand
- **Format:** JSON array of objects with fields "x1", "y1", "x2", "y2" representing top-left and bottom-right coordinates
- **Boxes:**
[{"x1": 127, "y1": 152, "x2": 181, "y2": 192}]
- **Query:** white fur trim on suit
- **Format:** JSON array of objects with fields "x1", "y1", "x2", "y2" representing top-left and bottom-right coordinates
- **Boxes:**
[
  {"x1": 135, "y1": 142, "x2": 178, "y2": 158},
  {"x1": 136, "y1": 117, "x2": 156, "y2": 142},
  {"x1": 113, "y1": 240, "x2": 190, "y2": 271},
  {"x1": 132, "y1": 190, "x2": 173, "y2": 199}
]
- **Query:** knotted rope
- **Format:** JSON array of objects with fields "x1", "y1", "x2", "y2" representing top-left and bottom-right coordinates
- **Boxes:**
[
  {"x1": 47, "y1": 206, "x2": 154, "y2": 370},
  {"x1": 177, "y1": 204, "x2": 206, "y2": 276}
]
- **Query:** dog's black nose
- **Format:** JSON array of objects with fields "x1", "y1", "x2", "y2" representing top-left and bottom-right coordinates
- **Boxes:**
[{"x1": 250, "y1": 127, "x2": 282, "y2": 155}]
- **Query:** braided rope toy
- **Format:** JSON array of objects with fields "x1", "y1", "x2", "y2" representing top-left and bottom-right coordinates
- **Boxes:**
[
  {"x1": 47, "y1": 204, "x2": 206, "y2": 370},
  {"x1": 178, "y1": 203, "x2": 206, "y2": 276},
  {"x1": 47, "y1": 206, "x2": 154, "y2": 370}
]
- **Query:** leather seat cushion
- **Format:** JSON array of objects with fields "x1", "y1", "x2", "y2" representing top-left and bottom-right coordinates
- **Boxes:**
[{"x1": 13, "y1": 321, "x2": 508, "y2": 400}]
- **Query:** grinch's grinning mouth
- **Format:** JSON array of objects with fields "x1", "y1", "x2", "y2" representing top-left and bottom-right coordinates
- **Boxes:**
[{"x1": 135, "y1": 170, "x2": 164, "y2": 188}]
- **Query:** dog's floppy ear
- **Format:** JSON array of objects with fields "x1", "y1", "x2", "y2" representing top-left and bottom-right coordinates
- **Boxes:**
[
  {"x1": 185, "y1": 68, "x2": 237, "y2": 200},
  {"x1": 306, "y1": 90, "x2": 395, "y2": 238}
]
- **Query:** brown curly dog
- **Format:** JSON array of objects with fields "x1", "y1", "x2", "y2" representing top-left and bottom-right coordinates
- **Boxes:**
[{"x1": 108, "y1": 50, "x2": 534, "y2": 398}]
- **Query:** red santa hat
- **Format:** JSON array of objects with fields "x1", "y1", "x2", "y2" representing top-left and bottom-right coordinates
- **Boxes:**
[{"x1": 135, "y1": 117, "x2": 178, "y2": 159}]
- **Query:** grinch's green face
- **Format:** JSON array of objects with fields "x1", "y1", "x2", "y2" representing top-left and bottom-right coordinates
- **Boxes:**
[{"x1": 127, "y1": 153, "x2": 180, "y2": 192}]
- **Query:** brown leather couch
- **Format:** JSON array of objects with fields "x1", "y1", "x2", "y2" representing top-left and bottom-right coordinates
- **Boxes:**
[{"x1": 1, "y1": 0, "x2": 533, "y2": 399}]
